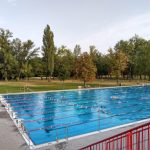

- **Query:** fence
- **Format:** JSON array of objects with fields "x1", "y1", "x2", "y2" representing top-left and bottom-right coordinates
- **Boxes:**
[{"x1": 80, "y1": 121, "x2": 150, "y2": 150}]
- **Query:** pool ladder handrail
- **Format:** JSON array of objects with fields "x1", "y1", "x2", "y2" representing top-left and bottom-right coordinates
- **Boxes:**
[{"x1": 55, "y1": 125, "x2": 69, "y2": 143}]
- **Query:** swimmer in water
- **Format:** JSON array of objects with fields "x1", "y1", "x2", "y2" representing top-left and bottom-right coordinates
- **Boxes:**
[{"x1": 111, "y1": 96, "x2": 119, "y2": 100}]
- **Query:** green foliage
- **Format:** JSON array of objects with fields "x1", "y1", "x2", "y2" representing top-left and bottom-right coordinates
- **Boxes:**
[
  {"x1": 30, "y1": 57, "x2": 44, "y2": 79},
  {"x1": 12, "y1": 39, "x2": 39, "y2": 80},
  {"x1": 58, "y1": 64, "x2": 70, "y2": 81},
  {"x1": 114, "y1": 35, "x2": 146, "y2": 79},
  {"x1": 134, "y1": 41, "x2": 150, "y2": 80},
  {"x1": 1, "y1": 27, "x2": 150, "y2": 83},
  {"x1": 76, "y1": 52, "x2": 97, "y2": 87},
  {"x1": 89, "y1": 45, "x2": 102, "y2": 77},
  {"x1": 55, "y1": 45, "x2": 73, "y2": 81},
  {"x1": 0, "y1": 29, "x2": 39, "y2": 80},
  {"x1": 73, "y1": 44, "x2": 81, "y2": 58},
  {"x1": 113, "y1": 50, "x2": 128, "y2": 83},
  {"x1": 0, "y1": 28, "x2": 16, "y2": 80},
  {"x1": 42, "y1": 25, "x2": 55, "y2": 81}
]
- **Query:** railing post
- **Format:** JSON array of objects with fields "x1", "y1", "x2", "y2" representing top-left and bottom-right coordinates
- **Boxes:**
[
  {"x1": 127, "y1": 131, "x2": 132, "y2": 150},
  {"x1": 90, "y1": 145, "x2": 92, "y2": 150},
  {"x1": 148, "y1": 126, "x2": 150, "y2": 150},
  {"x1": 136, "y1": 131, "x2": 140, "y2": 150},
  {"x1": 106, "y1": 142, "x2": 109, "y2": 150}
]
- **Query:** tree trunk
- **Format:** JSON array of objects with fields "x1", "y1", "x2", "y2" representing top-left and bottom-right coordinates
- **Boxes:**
[
  {"x1": 117, "y1": 78, "x2": 119, "y2": 85},
  {"x1": 84, "y1": 80, "x2": 86, "y2": 88},
  {"x1": 140, "y1": 75, "x2": 142, "y2": 80},
  {"x1": 40, "y1": 75, "x2": 43, "y2": 80},
  {"x1": 48, "y1": 76, "x2": 51, "y2": 82},
  {"x1": 116, "y1": 73, "x2": 119, "y2": 85},
  {"x1": 18, "y1": 69, "x2": 22, "y2": 80},
  {"x1": 126, "y1": 74, "x2": 129, "y2": 80},
  {"x1": 130, "y1": 66, "x2": 134, "y2": 80},
  {"x1": 62, "y1": 80, "x2": 64, "y2": 90},
  {"x1": 4, "y1": 76, "x2": 8, "y2": 81},
  {"x1": 48, "y1": 72, "x2": 53, "y2": 82},
  {"x1": 4, "y1": 70, "x2": 8, "y2": 81}
]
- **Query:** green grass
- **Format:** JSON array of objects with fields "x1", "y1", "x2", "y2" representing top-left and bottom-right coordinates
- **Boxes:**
[
  {"x1": 0, "y1": 79, "x2": 149, "y2": 94},
  {"x1": 0, "y1": 82, "x2": 98, "y2": 93},
  {"x1": 0, "y1": 85, "x2": 23, "y2": 93}
]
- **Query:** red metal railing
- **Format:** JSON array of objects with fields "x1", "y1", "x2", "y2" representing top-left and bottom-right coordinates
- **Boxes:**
[{"x1": 79, "y1": 121, "x2": 150, "y2": 150}]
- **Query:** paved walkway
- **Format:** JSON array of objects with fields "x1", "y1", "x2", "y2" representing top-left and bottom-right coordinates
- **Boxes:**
[
  {"x1": 0, "y1": 104, "x2": 27, "y2": 150},
  {"x1": 0, "y1": 103, "x2": 149, "y2": 150}
]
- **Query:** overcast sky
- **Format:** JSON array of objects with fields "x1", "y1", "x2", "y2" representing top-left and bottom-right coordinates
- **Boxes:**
[{"x1": 1, "y1": 0, "x2": 150, "y2": 53}]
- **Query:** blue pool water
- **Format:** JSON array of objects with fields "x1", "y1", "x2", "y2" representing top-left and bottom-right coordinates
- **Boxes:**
[{"x1": 3, "y1": 86, "x2": 150, "y2": 145}]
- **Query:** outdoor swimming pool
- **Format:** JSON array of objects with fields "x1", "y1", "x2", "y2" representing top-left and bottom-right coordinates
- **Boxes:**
[{"x1": 2, "y1": 86, "x2": 150, "y2": 146}]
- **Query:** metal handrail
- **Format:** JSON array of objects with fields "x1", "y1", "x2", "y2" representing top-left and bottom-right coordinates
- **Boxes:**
[{"x1": 79, "y1": 121, "x2": 150, "y2": 150}]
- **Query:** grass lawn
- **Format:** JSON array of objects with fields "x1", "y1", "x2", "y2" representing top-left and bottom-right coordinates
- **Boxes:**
[{"x1": 0, "y1": 79, "x2": 149, "y2": 94}]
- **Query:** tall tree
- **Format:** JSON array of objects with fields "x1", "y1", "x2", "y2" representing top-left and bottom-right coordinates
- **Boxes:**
[
  {"x1": 42, "y1": 25, "x2": 55, "y2": 82},
  {"x1": 23, "y1": 40, "x2": 39, "y2": 80},
  {"x1": 89, "y1": 45, "x2": 101, "y2": 78},
  {"x1": 58, "y1": 63, "x2": 70, "y2": 90},
  {"x1": 12, "y1": 39, "x2": 38, "y2": 80},
  {"x1": 113, "y1": 50, "x2": 128, "y2": 84},
  {"x1": 89, "y1": 45, "x2": 99, "y2": 61},
  {"x1": 105, "y1": 48, "x2": 116, "y2": 78},
  {"x1": 73, "y1": 44, "x2": 81, "y2": 58},
  {"x1": 54, "y1": 45, "x2": 73, "y2": 79},
  {"x1": 135, "y1": 40, "x2": 150, "y2": 80},
  {"x1": 11, "y1": 38, "x2": 22, "y2": 80},
  {"x1": 76, "y1": 52, "x2": 97, "y2": 87},
  {"x1": 31, "y1": 57, "x2": 44, "y2": 80},
  {"x1": 73, "y1": 44, "x2": 81, "y2": 78},
  {"x1": 0, "y1": 28, "x2": 15, "y2": 81},
  {"x1": 144, "y1": 41, "x2": 150, "y2": 80}
]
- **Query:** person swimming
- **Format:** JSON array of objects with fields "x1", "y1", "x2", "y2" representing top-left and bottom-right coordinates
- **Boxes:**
[{"x1": 111, "y1": 96, "x2": 119, "y2": 100}]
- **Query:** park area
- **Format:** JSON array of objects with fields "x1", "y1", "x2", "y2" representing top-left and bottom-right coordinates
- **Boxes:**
[
  {"x1": 0, "y1": 79, "x2": 149, "y2": 94},
  {"x1": 1, "y1": 1, "x2": 150, "y2": 149}
]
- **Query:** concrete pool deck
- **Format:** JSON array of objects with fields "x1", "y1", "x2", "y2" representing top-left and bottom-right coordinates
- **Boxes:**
[
  {"x1": 0, "y1": 104, "x2": 27, "y2": 150},
  {"x1": 0, "y1": 103, "x2": 150, "y2": 150}
]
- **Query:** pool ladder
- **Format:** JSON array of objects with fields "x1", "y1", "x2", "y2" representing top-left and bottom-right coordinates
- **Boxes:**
[{"x1": 55, "y1": 126, "x2": 69, "y2": 142}]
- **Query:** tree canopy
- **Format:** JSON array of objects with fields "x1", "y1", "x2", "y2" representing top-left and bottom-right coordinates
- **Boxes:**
[
  {"x1": 42, "y1": 25, "x2": 55, "y2": 81},
  {"x1": 0, "y1": 26, "x2": 150, "y2": 84},
  {"x1": 76, "y1": 52, "x2": 97, "y2": 87}
]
